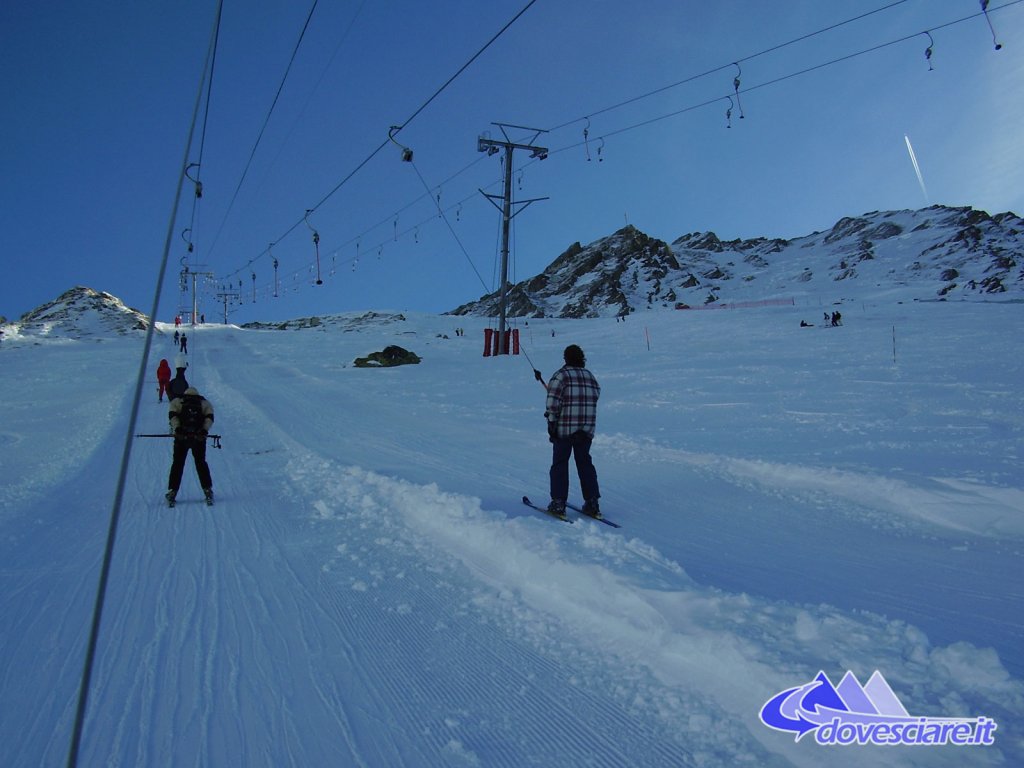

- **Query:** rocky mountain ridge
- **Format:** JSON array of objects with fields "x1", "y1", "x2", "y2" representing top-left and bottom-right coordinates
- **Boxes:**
[
  {"x1": 451, "y1": 205, "x2": 1023, "y2": 318},
  {"x1": 5, "y1": 286, "x2": 150, "y2": 340},
  {"x1": 3, "y1": 206, "x2": 1021, "y2": 342}
]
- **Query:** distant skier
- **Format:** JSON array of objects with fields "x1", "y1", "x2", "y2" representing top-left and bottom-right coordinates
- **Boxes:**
[
  {"x1": 168, "y1": 357, "x2": 189, "y2": 402},
  {"x1": 173, "y1": 329, "x2": 180, "y2": 347},
  {"x1": 539, "y1": 344, "x2": 601, "y2": 519},
  {"x1": 180, "y1": 333, "x2": 188, "y2": 353},
  {"x1": 166, "y1": 387, "x2": 215, "y2": 506},
  {"x1": 156, "y1": 358, "x2": 172, "y2": 402}
]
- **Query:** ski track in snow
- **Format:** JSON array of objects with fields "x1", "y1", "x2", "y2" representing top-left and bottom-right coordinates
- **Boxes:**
[
  {"x1": 193, "y1": 350, "x2": 712, "y2": 766},
  {"x1": 599, "y1": 433, "x2": 1024, "y2": 538},
  {"x1": 1, "y1": 303, "x2": 1023, "y2": 767}
]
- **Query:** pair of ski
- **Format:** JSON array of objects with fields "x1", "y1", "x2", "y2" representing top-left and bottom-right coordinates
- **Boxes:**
[
  {"x1": 167, "y1": 495, "x2": 213, "y2": 508},
  {"x1": 522, "y1": 496, "x2": 620, "y2": 528}
]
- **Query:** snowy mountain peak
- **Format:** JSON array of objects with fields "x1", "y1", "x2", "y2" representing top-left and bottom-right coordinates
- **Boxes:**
[
  {"x1": 12, "y1": 286, "x2": 150, "y2": 339},
  {"x1": 452, "y1": 225, "x2": 680, "y2": 319},
  {"x1": 451, "y1": 205, "x2": 1023, "y2": 318}
]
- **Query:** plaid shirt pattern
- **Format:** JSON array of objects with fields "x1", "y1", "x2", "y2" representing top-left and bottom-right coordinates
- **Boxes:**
[{"x1": 546, "y1": 365, "x2": 600, "y2": 438}]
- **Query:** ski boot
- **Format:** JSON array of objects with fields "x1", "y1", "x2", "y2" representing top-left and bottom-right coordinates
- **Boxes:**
[
  {"x1": 581, "y1": 499, "x2": 602, "y2": 520},
  {"x1": 547, "y1": 499, "x2": 567, "y2": 519}
]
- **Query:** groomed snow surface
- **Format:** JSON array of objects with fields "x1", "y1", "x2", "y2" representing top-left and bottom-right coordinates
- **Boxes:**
[{"x1": 1, "y1": 300, "x2": 1022, "y2": 767}]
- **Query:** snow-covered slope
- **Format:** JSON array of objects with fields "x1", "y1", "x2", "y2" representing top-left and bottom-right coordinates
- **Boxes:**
[
  {"x1": 1, "y1": 292, "x2": 1022, "y2": 767},
  {"x1": 452, "y1": 205, "x2": 1024, "y2": 318}
]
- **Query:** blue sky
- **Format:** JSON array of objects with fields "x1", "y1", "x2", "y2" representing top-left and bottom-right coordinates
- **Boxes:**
[{"x1": 2, "y1": 0, "x2": 1022, "y2": 324}]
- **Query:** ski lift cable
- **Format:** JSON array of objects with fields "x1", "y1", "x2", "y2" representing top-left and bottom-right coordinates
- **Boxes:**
[
  {"x1": 206, "y1": 0, "x2": 322, "y2": 260},
  {"x1": 65, "y1": 4, "x2": 225, "y2": 768},
  {"x1": 371, "y1": 0, "x2": 1011, "y2": 244},
  {"x1": 194, "y1": 17, "x2": 221, "y2": 177},
  {"x1": 534, "y1": 0, "x2": 1023, "y2": 163},
  {"x1": 245, "y1": 0, "x2": 1023, "y2": 306},
  {"x1": 245, "y1": 0, "x2": 371, "y2": 209},
  {"x1": 734, "y1": 3, "x2": 1018, "y2": 98},
  {"x1": 208, "y1": 0, "x2": 370, "y2": 293},
  {"x1": 221, "y1": 0, "x2": 934, "y2": 286},
  {"x1": 235, "y1": 0, "x2": 919, "y2": 284},
  {"x1": 182, "y1": 13, "x2": 223, "y2": 260},
  {"x1": 221, "y1": 150, "x2": 497, "y2": 285},
  {"x1": 411, "y1": 161, "x2": 490, "y2": 293},
  {"x1": 222, "y1": 158, "x2": 487, "y2": 291},
  {"x1": 239, "y1": 178, "x2": 490, "y2": 301},
  {"x1": 218, "y1": 0, "x2": 540, "y2": 283},
  {"x1": 389, "y1": 0, "x2": 540, "y2": 135},
  {"x1": 546, "y1": 0, "x2": 913, "y2": 133},
  {"x1": 314, "y1": 154, "x2": 492, "y2": 270},
  {"x1": 221, "y1": 0, "x2": 1021, "y2": 300},
  {"x1": 585, "y1": 0, "x2": 1015, "y2": 140}
]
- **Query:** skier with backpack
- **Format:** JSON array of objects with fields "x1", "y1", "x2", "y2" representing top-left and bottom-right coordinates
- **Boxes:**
[
  {"x1": 167, "y1": 356, "x2": 189, "y2": 401},
  {"x1": 166, "y1": 387, "x2": 215, "y2": 506}
]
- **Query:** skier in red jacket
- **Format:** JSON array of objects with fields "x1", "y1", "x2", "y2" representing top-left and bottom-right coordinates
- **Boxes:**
[{"x1": 156, "y1": 358, "x2": 172, "y2": 402}]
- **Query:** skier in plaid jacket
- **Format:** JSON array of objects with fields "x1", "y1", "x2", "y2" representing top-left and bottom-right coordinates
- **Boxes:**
[{"x1": 542, "y1": 344, "x2": 601, "y2": 518}]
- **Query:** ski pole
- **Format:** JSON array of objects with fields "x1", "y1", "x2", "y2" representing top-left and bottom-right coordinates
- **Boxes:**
[{"x1": 135, "y1": 433, "x2": 223, "y2": 448}]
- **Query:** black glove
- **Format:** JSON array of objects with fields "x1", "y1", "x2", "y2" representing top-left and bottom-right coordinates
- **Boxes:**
[
  {"x1": 547, "y1": 421, "x2": 558, "y2": 443},
  {"x1": 534, "y1": 369, "x2": 543, "y2": 382}
]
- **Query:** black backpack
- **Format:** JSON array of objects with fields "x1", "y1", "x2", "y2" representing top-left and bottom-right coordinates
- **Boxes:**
[{"x1": 179, "y1": 394, "x2": 205, "y2": 434}]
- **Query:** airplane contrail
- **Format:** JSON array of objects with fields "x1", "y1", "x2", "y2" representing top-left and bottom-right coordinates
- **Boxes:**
[{"x1": 904, "y1": 135, "x2": 929, "y2": 204}]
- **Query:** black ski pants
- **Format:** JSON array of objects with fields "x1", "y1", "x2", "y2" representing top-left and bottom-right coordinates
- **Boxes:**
[
  {"x1": 168, "y1": 435, "x2": 213, "y2": 493},
  {"x1": 549, "y1": 430, "x2": 600, "y2": 503}
]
